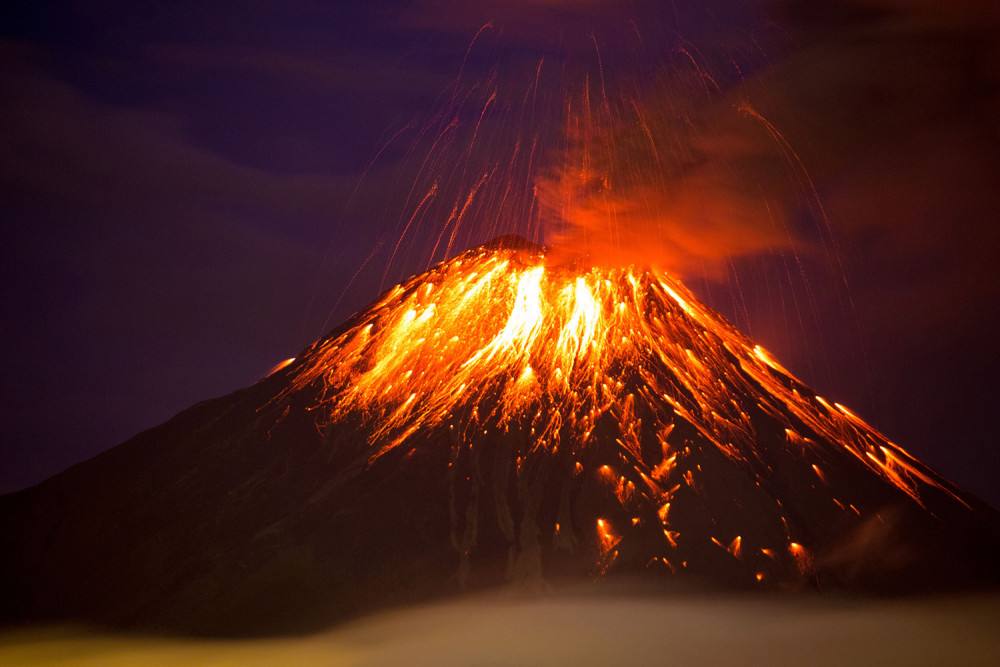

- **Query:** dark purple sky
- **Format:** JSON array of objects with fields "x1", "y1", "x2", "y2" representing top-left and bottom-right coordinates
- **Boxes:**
[{"x1": 3, "y1": 1, "x2": 999, "y2": 507}]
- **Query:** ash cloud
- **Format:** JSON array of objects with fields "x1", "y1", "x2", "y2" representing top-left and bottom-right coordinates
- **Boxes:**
[
  {"x1": 529, "y1": 1, "x2": 1000, "y2": 285},
  {"x1": 534, "y1": 75, "x2": 804, "y2": 277}
]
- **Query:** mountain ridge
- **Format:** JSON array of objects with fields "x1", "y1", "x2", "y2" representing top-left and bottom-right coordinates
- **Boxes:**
[{"x1": 3, "y1": 238, "x2": 998, "y2": 636}]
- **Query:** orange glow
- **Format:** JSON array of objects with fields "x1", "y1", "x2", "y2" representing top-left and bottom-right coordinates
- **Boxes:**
[
  {"x1": 728, "y1": 535, "x2": 742, "y2": 559},
  {"x1": 650, "y1": 453, "x2": 677, "y2": 483},
  {"x1": 752, "y1": 345, "x2": 795, "y2": 380},
  {"x1": 788, "y1": 542, "x2": 813, "y2": 575},
  {"x1": 615, "y1": 477, "x2": 636, "y2": 504},
  {"x1": 811, "y1": 464, "x2": 827, "y2": 485},
  {"x1": 663, "y1": 529, "x2": 680, "y2": 548},
  {"x1": 265, "y1": 357, "x2": 296, "y2": 377},
  {"x1": 283, "y1": 243, "x2": 970, "y2": 575},
  {"x1": 596, "y1": 518, "x2": 620, "y2": 554}
]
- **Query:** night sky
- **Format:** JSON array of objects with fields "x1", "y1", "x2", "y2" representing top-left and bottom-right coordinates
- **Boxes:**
[{"x1": 3, "y1": 1, "x2": 999, "y2": 507}]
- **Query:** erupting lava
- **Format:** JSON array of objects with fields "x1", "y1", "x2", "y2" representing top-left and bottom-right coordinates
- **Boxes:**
[
  {"x1": 291, "y1": 239, "x2": 960, "y2": 507},
  {"x1": 278, "y1": 237, "x2": 972, "y2": 584}
]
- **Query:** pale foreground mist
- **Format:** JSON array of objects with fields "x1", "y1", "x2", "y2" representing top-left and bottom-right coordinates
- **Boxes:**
[{"x1": 3, "y1": 592, "x2": 998, "y2": 666}]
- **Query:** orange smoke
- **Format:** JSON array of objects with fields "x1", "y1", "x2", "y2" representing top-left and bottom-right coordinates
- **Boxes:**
[{"x1": 536, "y1": 79, "x2": 801, "y2": 277}]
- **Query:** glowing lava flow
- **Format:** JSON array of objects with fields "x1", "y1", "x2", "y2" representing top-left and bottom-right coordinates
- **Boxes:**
[{"x1": 287, "y1": 241, "x2": 966, "y2": 522}]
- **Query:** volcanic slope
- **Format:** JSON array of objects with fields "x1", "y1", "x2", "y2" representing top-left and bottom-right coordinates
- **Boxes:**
[{"x1": 2, "y1": 237, "x2": 997, "y2": 635}]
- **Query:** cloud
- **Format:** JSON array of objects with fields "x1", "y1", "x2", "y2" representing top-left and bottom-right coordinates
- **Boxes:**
[
  {"x1": 0, "y1": 45, "x2": 355, "y2": 222},
  {"x1": 528, "y1": 0, "x2": 1000, "y2": 286},
  {"x1": 534, "y1": 84, "x2": 803, "y2": 277}
]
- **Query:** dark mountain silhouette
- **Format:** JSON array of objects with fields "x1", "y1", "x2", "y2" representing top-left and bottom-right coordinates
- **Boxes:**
[{"x1": 3, "y1": 237, "x2": 998, "y2": 636}]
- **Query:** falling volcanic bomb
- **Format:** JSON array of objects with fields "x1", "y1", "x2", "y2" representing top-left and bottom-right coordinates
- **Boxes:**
[{"x1": 2, "y1": 236, "x2": 998, "y2": 634}]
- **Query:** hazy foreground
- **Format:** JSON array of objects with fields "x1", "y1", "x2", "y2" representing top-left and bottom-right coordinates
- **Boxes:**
[{"x1": 2, "y1": 593, "x2": 998, "y2": 666}]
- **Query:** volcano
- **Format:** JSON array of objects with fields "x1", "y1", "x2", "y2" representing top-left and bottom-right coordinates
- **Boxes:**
[{"x1": 2, "y1": 236, "x2": 998, "y2": 635}]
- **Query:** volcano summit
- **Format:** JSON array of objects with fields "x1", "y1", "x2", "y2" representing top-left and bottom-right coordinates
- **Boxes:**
[{"x1": 2, "y1": 237, "x2": 997, "y2": 634}]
